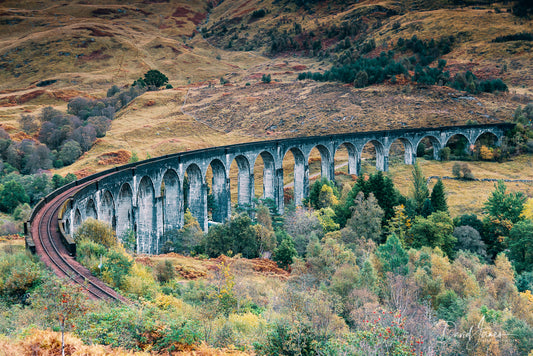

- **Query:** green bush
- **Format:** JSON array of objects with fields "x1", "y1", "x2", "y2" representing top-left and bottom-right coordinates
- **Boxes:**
[{"x1": 0, "y1": 251, "x2": 44, "y2": 305}]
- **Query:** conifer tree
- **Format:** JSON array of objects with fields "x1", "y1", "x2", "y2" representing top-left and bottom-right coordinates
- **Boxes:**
[
  {"x1": 430, "y1": 178, "x2": 448, "y2": 213},
  {"x1": 376, "y1": 233, "x2": 409, "y2": 276},
  {"x1": 410, "y1": 162, "x2": 429, "y2": 215}
]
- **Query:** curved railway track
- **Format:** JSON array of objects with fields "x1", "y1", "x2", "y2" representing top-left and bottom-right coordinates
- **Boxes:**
[{"x1": 31, "y1": 181, "x2": 127, "y2": 303}]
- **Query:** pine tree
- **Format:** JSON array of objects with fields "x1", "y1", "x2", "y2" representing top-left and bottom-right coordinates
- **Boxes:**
[
  {"x1": 376, "y1": 233, "x2": 409, "y2": 275},
  {"x1": 431, "y1": 178, "x2": 448, "y2": 213},
  {"x1": 410, "y1": 162, "x2": 429, "y2": 215},
  {"x1": 273, "y1": 235, "x2": 297, "y2": 270}
]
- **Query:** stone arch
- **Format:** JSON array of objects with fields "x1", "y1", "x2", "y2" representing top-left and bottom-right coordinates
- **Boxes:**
[
  {"x1": 310, "y1": 144, "x2": 334, "y2": 181},
  {"x1": 335, "y1": 142, "x2": 359, "y2": 176},
  {"x1": 74, "y1": 208, "x2": 82, "y2": 232},
  {"x1": 116, "y1": 183, "x2": 133, "y2": 241},
  {"x1": 137, "y1": 176, "x2": 156, "y2": 254},
  {"x1": 360, "y1": 139, "x2": 386, "y2": 171},
  {"x1": 208, "y1": 159, "x2": 230, "y2": 223},
  {"x1": 415, "y1": 135, "x2": 442, "y2": 160},
  {"x1": 64, "y1": 218, "x2": 71, "y2": 235},
  {"x1": 233, "y1": 155, "x2": 253, "y2": 208},
  {"x1": 445, "y1": 133, "x2": 472, "y2": 157},
  {"x1": 473, "y1": 130, "x2": 499, "y2": 147},
  {"x1": 162, "y1": 169, "x2": 182, "y2": 232},
  {"x1": 186, "y1": 163, "x2": 206, "y2": 231},
  {"x1": 389, "y1": 137, "x2": 416, "y2": 166},
  {"x1": 100, "y1": 190, "x2": 115, "y2": 229},
  {"x1": 86, "y1": 199, "x2": 97, "y2": 220},
  {"x1": 255, "y1": 151, "x2": 276, "y2": 201},
  {"x1": 284, "y1": 147, "x2": 307, "y2": 206}
]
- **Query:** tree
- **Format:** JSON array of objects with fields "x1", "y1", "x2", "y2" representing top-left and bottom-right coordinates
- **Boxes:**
[
  {"x1": 508, "y1": 220, "x2": 533, "y2": 273},
  {"x1": 58, "y1": 140, "x2": 82, "y2": 166},
  {"x1": 273, "y1": 235, "x2": 297, "y2": 269},
  {"x1": 483, "y1": 180, "x2": 526, "y2": 257},
  {"x1": 430, "y1": 179, "x2": 448, "y2": 213},
  {"x1": 307, "y1": 178, "x2": 338, "y2": 210},
  {"x1": 306, "y1": 237, "x2": 356, "y2": 283},
  {"x1": 453, "y1": 225, "x2": 487, "y2": 259},
  {"x1": 409, "y1": 211, "x2": 456, "y2": 257},
  {"x1": 74, "y1": 218, "x2": 117, "y2": 248},
  {"x1": 376, "y1": 234, "x2": 409, "y2": 275},
  {"x1": 345, "y1": 192, "x2": 384, "y2": 244},
  {"x1": 19, "y1": 114, "x2": 40, "y2": 135},
  {"x1": 162, "y1": 210, "x2": 203, "y2": 254},
  {"x1": 143, "y1": 69, "x2": 169, "y2": 89},
  {"x1": 261, "y1": 74, "x2": 272, "y2": 83},
  {"x1": 315, "y1": 207, "x2": 339, "y2": 233},
  {"x1": 386, "y1": 204, "x2": 411, "y2": 244},
  {"x1": 31, "y1": 279, "x2": 89, "y2": 356},
  {"x1": 154, "y1": 259, "x2": 176, "y2": 283},
  {"x1": 410, "y1": 162, "x2": 429, "y2": 215},
  {"x1": 205, "y1": 213, "x2": 260, "y2": 258},
  {"x1": 0, "y1": 180, "x2": 29, "y2": 213},
  {"x1": 318, "y1": 184, "x2": 339, "y2": 208}
]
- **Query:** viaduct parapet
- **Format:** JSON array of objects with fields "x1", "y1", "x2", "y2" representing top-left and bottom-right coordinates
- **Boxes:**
[{"x1": 48, "y1": 123, "x2": 512, "y2": 255}]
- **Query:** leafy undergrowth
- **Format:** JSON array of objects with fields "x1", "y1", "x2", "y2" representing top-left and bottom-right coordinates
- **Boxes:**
[{"x1": 0, "y1": 329, "x2": 252, "y2": 355}]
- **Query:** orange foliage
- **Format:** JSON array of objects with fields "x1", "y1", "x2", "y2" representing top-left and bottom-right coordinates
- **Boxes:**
[
  {"x1": 73, "y1": 168, "x2": 95, "y2": 179},
  {"x1": 97, "y1": 150, "x2": 132, "y2": 166},
  {"x1": 0, "y1": 329, "x2": 147, "y2": 356},
  {"x1": 480, "y1": 145, "x2": 495, "y2": 160},
  {"x1": 10, "y1": 131, "x2": 33, "y2": 142}
]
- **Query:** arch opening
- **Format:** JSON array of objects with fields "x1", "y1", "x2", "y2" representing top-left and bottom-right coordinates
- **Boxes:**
[
  {"x1": 185, "y1": 164, "x2": 206, "y2": 231},
  {"x1": 116, "y1": 183, "x2": 133, "y2": 243},
  {"x1": 416, "y1": 136, "x2": 441, "y2": 160},
  {"x1": 446, "y1": 134, "x2": 471, "y2": 159},
  {"x1": 254, "y1": 152, "x2": 276, "y2": 202},
  {"x1": 361, "y1": 140, "x2": 385, "y2": 173},
  {"x1": 162, "y1": 169, "x2": 182, "y2": 233},
  {"x1": 86, "y1": 199, "x2": 97, "y2": 220},
  {"x1": 474, "y1": 132, "x2": 499, "y2": 161},
  {"x1": 231, "y1": 155, "x2": 253, "y2": 211},
  {"x1": 309, "y1": 145, "x2": 334, "y2": 183},
  {"x1": 283, "y1": 147, "x2": 306, "y2": 206},
  {"x1": 100, "y1": 190, "x2": 115, "y2": 229},
  {"x1": 334, "y1": 142, "x2": 359, "y2": 178},
  {"x1": 74, "y1": 209, "x2": 82, "y2": 231},
  {"x1": 207, "y1": 159, "x2": 229, "y2": 223},
  {"x1": 137, "y1": 176, "x2": 156, "y2": 254},
  {"x1": 389, "y1": 138, "x2": 415, "y2": 167}
]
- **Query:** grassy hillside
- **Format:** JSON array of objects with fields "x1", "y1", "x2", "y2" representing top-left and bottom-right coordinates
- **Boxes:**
[{"x1": 0, "y1": 0, "x2": 532, "y2": 213}]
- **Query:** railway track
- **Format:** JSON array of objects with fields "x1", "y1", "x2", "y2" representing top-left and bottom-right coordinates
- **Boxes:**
[{"x1": 30, "y1": 182, "x2": 127, "y2": 303}]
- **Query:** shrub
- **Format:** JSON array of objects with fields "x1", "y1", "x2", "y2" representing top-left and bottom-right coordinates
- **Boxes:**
[
  {"x1": 143, "y1": 69, "x2": 169, "y2": 89},
  {"x1": 74, "y1": 218, "x2": 117, "y2": 248},
  {"x1": 154, "y1": 259, "x2": 176, "y2": 283},
  {"x1": 0, "y1": 180, "x2": 29, "y2": 213},
  {"x1": 439, "y1": 147, "x2": 451, "y2": 160},
  {"x1": 58, "y1": 140, "x2": 82, "y2": 166},
  {"x1": 0, "y1": 251, "x2": 44, "y2": 305},
  {"x1": 272, "y1": 235, "x2": 297, "y2": 269},
  {"x1": 261, "y1": 74, "x2": 271, "y2": 83}
]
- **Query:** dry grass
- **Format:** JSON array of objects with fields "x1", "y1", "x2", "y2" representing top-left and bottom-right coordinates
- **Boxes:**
[
  {"x1": 0, "y1": 329, "x2": 252, "y2": 356},
  {"x1": 387, "y1": 155, "x2": 533, "y2": 217}
]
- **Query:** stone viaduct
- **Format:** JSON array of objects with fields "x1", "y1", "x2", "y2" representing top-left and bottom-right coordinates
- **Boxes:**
[{"x1": 58, "y1": 123, "x2": 513, "y2": 255}]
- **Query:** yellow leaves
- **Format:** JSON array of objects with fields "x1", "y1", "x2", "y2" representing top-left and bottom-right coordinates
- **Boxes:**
[
  {"x1": 494, "y1": 254, "x2": 515, "y2": 283},
  {"x1": 319, "y1": 184, "x2": 339, "y2": 207},
  {"x1": 227, "y1": 312, "x2": 265, "y2": 334},
  {"x1": 522, "y1": 290, "x2": 533, "y2": 304},
  {"x1": 479, "y1": 145, "x2": 495, "y2": 160},
  {"x1": 123, "y1": 263, "x2": 159, "y2": 299},
  {"x1": 521, "y1": 198, "x2": 533, "y2": 220}
]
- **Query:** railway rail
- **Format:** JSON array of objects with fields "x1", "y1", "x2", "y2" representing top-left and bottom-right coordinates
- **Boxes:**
[{"x1": 29, "y1": 179, "x2": 128, "y2": 303}]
